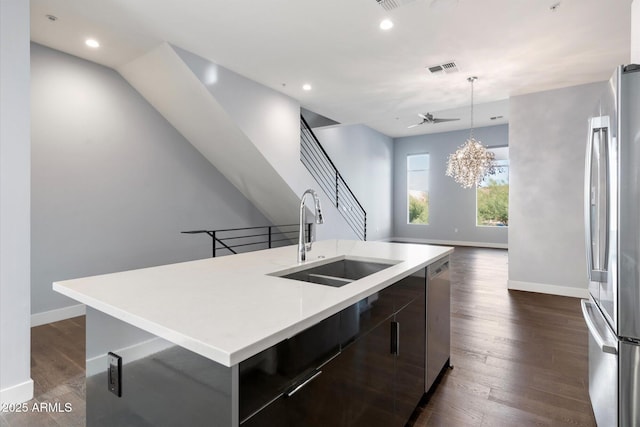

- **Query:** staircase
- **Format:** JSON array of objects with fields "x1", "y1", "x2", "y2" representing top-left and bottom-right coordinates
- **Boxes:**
[
  {"x1": 300, "y1": 116, "x2": 367, "y2": 240},
  {"x1": 117, "y1": 42, "x2": 364, "y2": 242}
]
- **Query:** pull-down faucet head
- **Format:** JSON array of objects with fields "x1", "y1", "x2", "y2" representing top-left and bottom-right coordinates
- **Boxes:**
[
  {"x1": 298, "y1": 189, "x2": 323, "y2": 263},
  {"x1": 314, "y1": 196, "x2": 324, "y2": 224}
]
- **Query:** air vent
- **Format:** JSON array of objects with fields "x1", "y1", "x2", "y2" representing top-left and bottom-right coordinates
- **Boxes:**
[
  {"x1": 376, "y1": 0, "x2": 398, "y2": 10},
  {"x1": 375, "y1": 0, "x2": 416, "y2": 11},
  {"x1": 427, "y1": 61, "x2": 459, "y2": 74}
]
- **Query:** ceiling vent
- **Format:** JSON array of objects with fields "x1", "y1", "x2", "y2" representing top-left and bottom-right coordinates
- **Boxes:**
[
  {"x1": 427, "y1": 61, "x2": 459, "y2": 74},
  {"x1": 375, "y1": 0, "x2": 416, "y2": 11}
]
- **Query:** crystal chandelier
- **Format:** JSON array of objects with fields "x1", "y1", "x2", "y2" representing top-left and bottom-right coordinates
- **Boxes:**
[{"x1": 446, "y1": 77, "x2": 498, "y2": 188}]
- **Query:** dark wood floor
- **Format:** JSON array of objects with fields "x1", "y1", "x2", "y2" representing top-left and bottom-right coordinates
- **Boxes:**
[
  {"x1": 1, "y1": 247, "x2": 595, "y2": 427},
  {"x1": 1, "y1": 316, "x2": 85, "y2": 427},
  {"x1": 411, "y1": 247, "x2": 595, "y2": 426}
]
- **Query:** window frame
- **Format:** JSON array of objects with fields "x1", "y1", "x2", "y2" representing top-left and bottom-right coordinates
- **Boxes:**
[
  {"x1": 406, "y1": 153, "x2": 430, "y2": 226},
  {"x1": 475, "y1": 147, "x2": 509, "y2": 228}
]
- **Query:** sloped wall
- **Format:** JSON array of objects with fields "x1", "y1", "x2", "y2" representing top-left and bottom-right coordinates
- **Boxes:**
[
  {"x1": 31, "y1": 43, "x2": 270, "y2": 320},
  {"x1": 117, "y1": 43, "x2": 304, "y2": 229},
  {"x1": 167, "y1": 45, "x2": 357, "y2": 241}
]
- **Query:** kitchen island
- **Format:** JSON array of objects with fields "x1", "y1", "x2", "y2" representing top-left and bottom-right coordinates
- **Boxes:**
[{"x1": 54, "y1": 240, "x2": 452, "y2": 426}]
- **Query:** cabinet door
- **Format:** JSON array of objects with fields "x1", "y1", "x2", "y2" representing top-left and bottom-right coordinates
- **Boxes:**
[
  {"x1": 341, "y1": 317, "x2": 397, "y2": 426},
  {"x1": 241, "y1": 359, "x2": 348, "y2": 427},
  {"x1": 282, "y1": 356, "x2": 349, "y2": 426},
  {"x1": 239, "y1": 313, "x2": 340, "y2": 423},
  {"x1": 395, "y1": 296, "x2": 426, "y2": 424},
  {"x1": 242, "y1": 271, "x2": 429, "y2": 427}
]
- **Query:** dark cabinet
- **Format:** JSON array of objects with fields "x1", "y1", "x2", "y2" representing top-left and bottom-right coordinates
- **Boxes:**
[
  {"x1": 241, "y1": 352, "x2": 349, "y2": 427},
  {"x1": 241, "y1": 268, "x2": 428, "y2": 427},
  {"x1": 341, "y1": 316, "x2": 397, "y2": 425},
  {"x1": 394, "y1": 270, "x2": 427, "y2": 423},
  {"x1": 343, "y1": 268, "x2": 426, "y2": 426}
]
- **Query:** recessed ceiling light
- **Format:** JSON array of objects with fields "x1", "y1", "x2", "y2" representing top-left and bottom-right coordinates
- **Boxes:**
[
  {"x1": 302, "y1": 84, "x2": 312, "y2": 91},
  {"x1": 85, "y1": 39, "x2": 100, "y2": 48},
  {"x1": 379, "y1": 19, "x2": 394, "y2": 30}
]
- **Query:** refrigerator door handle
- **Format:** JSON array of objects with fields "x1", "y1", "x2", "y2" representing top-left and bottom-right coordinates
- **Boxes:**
[
  {"x1": 581, "y1": 299, "x2": 617, "y2": 354},
  {"x1": 585, "y1": 116, "x2": 611, "y2": 283}
]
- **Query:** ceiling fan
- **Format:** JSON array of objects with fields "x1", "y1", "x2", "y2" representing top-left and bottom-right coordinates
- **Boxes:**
[{"x1": 408, "y1": 113, "x2": 460, "y2": 128}]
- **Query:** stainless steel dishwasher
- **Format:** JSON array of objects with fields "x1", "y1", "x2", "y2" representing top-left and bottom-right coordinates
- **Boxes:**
[{"x1": 425, "y1": 256, "x2": 451, "y2": 392}]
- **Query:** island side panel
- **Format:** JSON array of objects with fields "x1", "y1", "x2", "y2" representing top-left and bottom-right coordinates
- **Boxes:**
[
  {"x1": 85, "y1": 307, "x2": 238, "y2": 426},
  {"x1": 425, "y1": 255, "x2": 451, "y2": 392}
]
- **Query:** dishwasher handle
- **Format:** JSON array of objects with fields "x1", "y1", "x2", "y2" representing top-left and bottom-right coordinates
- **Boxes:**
[
  {"x1": 581, "y1": 299, "x2": 617, "y2": 355},
  {"x1": 429, "y1": 259, "x2": 449, "y2": 278}
]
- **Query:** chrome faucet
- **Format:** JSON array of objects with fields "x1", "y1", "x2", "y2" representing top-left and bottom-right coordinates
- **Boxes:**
[{"x1": 298, "y1": 189, "x2": 324, "y2": 263}]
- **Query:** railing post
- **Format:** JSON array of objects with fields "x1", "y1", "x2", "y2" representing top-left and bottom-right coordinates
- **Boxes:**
[
  {"x1": 364, "y1": 213, "x2": 367, "y2": 241},
  {"x1": 268, "y1": 226, "x2": 272, "y2": 249},
  {"x1": 212, "y1": 231, "x2": 216, "y2": 258},
  {"x1": 335, "y1": 172, "x2": 339, "y2": 208},
  {"x1": 300, "y1": 114, "x2": 366, "y2": 242}
]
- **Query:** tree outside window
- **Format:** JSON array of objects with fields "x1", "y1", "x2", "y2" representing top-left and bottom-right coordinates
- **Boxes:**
[
  {"x1": 477, "y1": 148, "x2": 509, "y2": 227},
  {"x1": 407, "y1": 154, "x2": 429, "y2": 224}
]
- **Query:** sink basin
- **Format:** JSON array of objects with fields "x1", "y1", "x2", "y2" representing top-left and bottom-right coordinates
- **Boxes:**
[{"x1": 272, "y1": 258, "x2": 399, "y2": 288}]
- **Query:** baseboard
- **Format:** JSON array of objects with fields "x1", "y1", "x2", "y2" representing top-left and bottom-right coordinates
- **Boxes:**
[
  {"x1": 31, "y1": 304, "x2": 86, "y2": 327},
  {"x1": 86, "y1": 337, "x2": 174, "y2": 377},
  {"x1": 508, "y1": 280, "x2": 589, "y2": 299},
  {"x1": 373, "y1": 237, "x2": 394, "y2": 242},
  {"x1": 0, "y1": 379, "x2": 34, "y2": 404},
  {"x1": 389, "y1": 237, "x2": 508, "y2": 249}
]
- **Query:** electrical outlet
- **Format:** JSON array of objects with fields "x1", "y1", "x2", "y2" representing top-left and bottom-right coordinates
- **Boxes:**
[{"x1": 107, "y1": 352, "x2": 122, "y2": 397}]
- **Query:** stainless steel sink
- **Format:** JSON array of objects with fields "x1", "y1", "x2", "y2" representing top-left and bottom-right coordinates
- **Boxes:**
[{"x1": 272, "y1": 258, "x2": 398, "y2": 287}]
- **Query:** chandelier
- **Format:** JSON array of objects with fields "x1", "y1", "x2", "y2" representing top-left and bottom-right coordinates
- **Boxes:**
[{"x1": 445, "y1": 77, "x2": 498, "y2": 188}]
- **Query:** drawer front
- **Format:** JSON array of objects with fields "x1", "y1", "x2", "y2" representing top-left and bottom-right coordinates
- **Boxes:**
[{"x1": 340, "y1": 268, "x2": 426, "y2": 348}]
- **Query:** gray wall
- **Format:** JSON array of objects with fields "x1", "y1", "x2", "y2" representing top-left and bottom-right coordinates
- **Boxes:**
[
  {"x1": 393, "y1": 125, "x2": 509, "y2": 246},
  {"x1": 0, "y1": 0, "x2": 32, "y2": 403},
  {"x1": 31, "y1": 43, "x2": 270, "y2": 317},
  {"x1": 509, "y1": 81, "x2": 604, "y2": 297},
  {"x1": 312, "y1": 124, "x2": 394, "y2": 241}
]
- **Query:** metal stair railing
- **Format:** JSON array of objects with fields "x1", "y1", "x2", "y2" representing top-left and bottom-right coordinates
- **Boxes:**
[
  {"x1": 299, "y1": 115, "x2": 366, "y2": 240},
  {"x1": 182, "y1": 223, "x2": 312, "y2": 257}
]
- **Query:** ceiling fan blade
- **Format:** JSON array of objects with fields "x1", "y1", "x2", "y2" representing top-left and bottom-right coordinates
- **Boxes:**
[
  {"x1": 432, "y1": 118, "x2": 460, "y2": 123},
  {"x1": 407, "y1": 121, "x2": 428, "y2": 129},
  {"x1": 417, "y1": 113, "x2": 429, "y2": 120}
]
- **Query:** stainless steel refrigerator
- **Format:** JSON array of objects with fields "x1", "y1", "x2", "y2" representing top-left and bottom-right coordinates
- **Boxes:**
[{"x1": 582, "y1": 64, "x2": 640, "y2": 427}]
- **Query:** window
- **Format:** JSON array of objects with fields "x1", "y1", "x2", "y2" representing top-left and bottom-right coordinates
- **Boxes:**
[
  {"x1": 407, "y1": 154, "x2": 429, "y2": 224},
  {"x1": 476, "y1": 147, "x2": 509, "y2": 227}
]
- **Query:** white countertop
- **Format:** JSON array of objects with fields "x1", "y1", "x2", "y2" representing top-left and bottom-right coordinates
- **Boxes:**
[{"x1": 54, "y1": 240, "x2": 452, "y2": 367}]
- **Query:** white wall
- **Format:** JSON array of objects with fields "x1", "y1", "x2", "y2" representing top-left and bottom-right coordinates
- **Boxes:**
[
  {"x1": 632, "y1": 0, "x2": 640, "y2": 63},
  {"x1": 508, "y1": 82, "x2": 604, "y2": 298},
  {"x1": 312, "y1": 124, "x2": 394, "y2": 241},
  {"x1": 172, "y1": 46, "x2": 364, "y2": 242},
  {"x1": 31, "y1": 44, "x2": 270, "y2": 321},
  {"x1": 0, "y1": 0, "x2": 33, "y2": 404},
  {"x1": 392, "y1": 125, "x2": 509, "y2": 247},
  {"x1": 117, "y1": 43, "x2": 305, "y2": 234}
]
